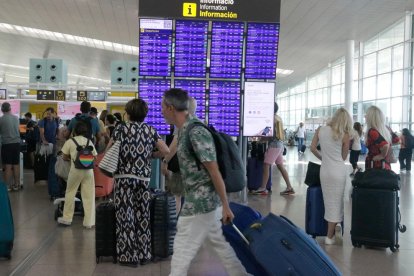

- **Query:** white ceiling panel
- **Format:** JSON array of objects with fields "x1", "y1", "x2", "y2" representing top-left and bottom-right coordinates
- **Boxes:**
[{"x1": 0, "y1": 0, "x2": 414, "y2": 89}]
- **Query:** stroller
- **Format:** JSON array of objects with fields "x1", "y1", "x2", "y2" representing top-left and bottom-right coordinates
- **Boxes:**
[{"x1": 53, "y1": 177, "x2": 84, "y2": 220}]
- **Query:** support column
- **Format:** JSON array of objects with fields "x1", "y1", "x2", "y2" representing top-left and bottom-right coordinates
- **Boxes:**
[
  {"x1": 345, "y1": 40, "x2": 354, "y2": 115},
  {"x1": 402, "y1": 11, "x2": 412, "y2": 129}
]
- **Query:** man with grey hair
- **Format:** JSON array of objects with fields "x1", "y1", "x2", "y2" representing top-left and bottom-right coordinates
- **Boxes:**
[
  {"x1": 0, "y1": 102, "x2": 21, "y2": 191},
  {"x1": 161, "y1": 88, "x2": 249, "y2": 276},
  {"x1": 161, "y1": 96, "x2": 197, "y2": 213}
]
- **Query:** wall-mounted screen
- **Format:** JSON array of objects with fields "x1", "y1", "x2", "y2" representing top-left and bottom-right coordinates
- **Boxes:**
[
  {"x1": 138, "y1": 79, "x2": 171, "y2": 135},
  {"x1": 208, "y1": 80, "x2": 240, "y2": 136},
  {"x1": 210, "y1": 21, "x2": 244, "y2": 79},
  {"x1": 243, "y1": 82, "x2": 275, "y2": 136},
  {"x1": 175, "y1": 20, "x2": 209, "y2": 78},
  {"x1": 0, "y1": 89, "x2": 6, "y2": 99},
  {"x1": 0, "y1": 100, "x2": 20, "y2": 117},
  {"x1": 88, "y1": 91, "x2": 106, "y2": 101},
  {"x1": 58, "y1": 102, "x2": 81, "y2": 120},
  {"x1": 139, "y1": 19, "x2": 173, "y2": 77},
  {"x1": 174, "y1": 79, "x2": 206, "y2": 121},
  {"x1": 245, "y1": 23, "x2": 280, "y2": 79}
]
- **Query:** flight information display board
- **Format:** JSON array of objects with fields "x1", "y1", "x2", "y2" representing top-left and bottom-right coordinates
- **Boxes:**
[
  {"x1": 139, "y1": 19, "x2": 173, "y2": 77},
  {"x1": 208, "y1": 80, "x2": 240, "y2": 136},
  {"x1": 138, "y1": 79, "x2": 171, "y2": 134},
  {"x1": 210, "y1": 21, "x2": 244, "y2": 79},
  {"x1": 175, "y1": 20, "x2": 209, "y2": 78},
  {"x1": 245, "y1": 23, "x2": 280, "y2": 79},
  {"x1": 174, "y1": 79, "x2": 206, "y2": 121}
]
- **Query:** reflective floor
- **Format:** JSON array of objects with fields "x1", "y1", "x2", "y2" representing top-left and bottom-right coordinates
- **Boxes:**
[{"x1": 1, "y1": 147, "x2": 413, "y2": 276}]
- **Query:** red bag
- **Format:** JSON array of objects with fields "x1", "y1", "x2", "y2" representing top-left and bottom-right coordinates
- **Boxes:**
[{"x1": 94, "y1": 153, "x2": 114, "y2": 198}]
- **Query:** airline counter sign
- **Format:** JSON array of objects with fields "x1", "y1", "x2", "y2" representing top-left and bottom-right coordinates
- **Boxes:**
[{"x1": 140, "y1": 0, "x2": 280, "y2": 23}]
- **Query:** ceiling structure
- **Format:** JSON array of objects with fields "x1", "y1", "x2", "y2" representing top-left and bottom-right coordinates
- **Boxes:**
[{"x1": 1, "y1": 0, "x2": 414, "y2": 90}]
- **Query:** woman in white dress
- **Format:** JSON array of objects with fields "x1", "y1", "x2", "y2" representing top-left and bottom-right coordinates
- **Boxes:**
[{"x1": 310, "y1": 108, "x2": 353, "y2": 245}]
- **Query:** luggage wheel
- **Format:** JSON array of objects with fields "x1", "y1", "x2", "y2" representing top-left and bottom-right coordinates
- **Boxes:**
[
  {"x1": 399, "y1": 225, "x2": 407, "y2": 233},
  {"x1": 96, "y1": 257, "x2": 100, "y2": 264},
  {"x1": 352, "y1": 241, "x2": 361, "y2": 248},
  {"x1": 113, "y1": 256, "x2": 117, "y2": 264},
  {"x1": 390, "y1": 246, "x2": 398, "y2": 253}
]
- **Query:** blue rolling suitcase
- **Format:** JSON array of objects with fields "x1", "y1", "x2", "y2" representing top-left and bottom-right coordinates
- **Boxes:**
[
  {"x1": 247, "y1": 157, "x2": 271, "y2": 191},
  {"x1": 306, "y1": 186, "x2": 344, "y2": 238},
  {"x1": 244, "y1": 213, "x2": 342, "y2": 276},
  {"x1": 222, "y1": 203, "x2": 267, "y2": 276},
  {"x1": 305, "y1": 186, "x2": 327, "y2": 237},
  {"x1": 0, "y1": 182, "x2": 14, "y2": 260}
]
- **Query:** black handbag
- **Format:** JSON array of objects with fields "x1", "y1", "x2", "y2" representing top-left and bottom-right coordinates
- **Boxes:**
[{"x1": 304, "y1": 162, "x2": 321, "y2": 187}]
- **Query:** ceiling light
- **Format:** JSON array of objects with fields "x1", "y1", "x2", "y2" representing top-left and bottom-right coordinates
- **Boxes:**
[{"x1": 276, "y1": 68, "x2": 294, "y2": 76}]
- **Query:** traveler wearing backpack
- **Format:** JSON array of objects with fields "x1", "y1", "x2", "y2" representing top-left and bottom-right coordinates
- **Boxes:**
[
  {"x1": 24, "y1": 112, "x2": 37, "y2": 168},
  {"x1": 251, "y1": 103, "x2": 294, "y2": 196},
  {"x1": 161, "y1": 88, "x2": 249, "y2": 276},
  {"x1": 57, "y1": 120, "x2": 97, "y2": 228},
  {"x1": 67, "y1": 101, "x2": 100, "y2": 143},
  {"x1": 399, "y1": 128, "x2": 413, "y2": 173},
  {"x1": 161, "y1": 97, "x2": 197, "y2": 214}
]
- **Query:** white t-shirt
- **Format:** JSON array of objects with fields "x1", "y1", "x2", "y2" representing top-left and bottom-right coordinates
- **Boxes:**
[
  {"x1": 296, "y1": 126, "x2": 305, "y2": 138},
  {"x1": 351, "y1": 131, "x2": 362, "y2": 151}
]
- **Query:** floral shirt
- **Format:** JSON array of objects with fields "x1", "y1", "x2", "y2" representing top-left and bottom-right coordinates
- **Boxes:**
[{"x1": 177, "y1": 116, "x2": 220, "y2": 216}]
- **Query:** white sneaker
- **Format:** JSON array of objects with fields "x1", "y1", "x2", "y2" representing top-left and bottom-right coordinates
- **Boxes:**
[
  {"x1": 325, "y1": 236, "x2": 335, "y2": 245},
  {"x1": 335, "y1": 224, "x2": 342, "y2": 240},
  {"x1": 57, "y1": 217, "x2": 71, "y2": 226}
]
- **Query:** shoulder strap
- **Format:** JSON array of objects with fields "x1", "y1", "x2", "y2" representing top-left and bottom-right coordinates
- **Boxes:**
[
  {"x1": 71, "y1": 137, "x2": 80, "y2": 148},
  {"x1": 186, "y1": 122, "x2": 210, "y2": 169}
]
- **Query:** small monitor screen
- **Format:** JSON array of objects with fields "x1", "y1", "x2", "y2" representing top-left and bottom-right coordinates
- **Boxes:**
[
  {"x1": 174, "y1": 79, "x2": 206, "y2": 121},
  {"x1": 0, "y1": 89, "x2": 6, "y2": 99},
  {"x1": 88, "y1": 91, "x2": 106, "y2": 101},
  {"x1": 208, "y1": 80, "x2": 240, "y2": 136},
  {"x1": 210, "y1": 21, "x2": 244, "y2": 79},
  {"x1": 175, "y1": 20, "x2": 209, "y2": 78},
  {"x1": 138, "y1": 79, "x2": 171, "y2": 135},
  {"x1": 245, "y1": 23, "x2": 280, "y2": 79},
  {"x1": 139, "y1": 19, "x2": 173, "y2": 77}
]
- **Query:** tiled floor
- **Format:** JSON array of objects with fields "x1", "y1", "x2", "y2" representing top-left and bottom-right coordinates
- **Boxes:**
[{"x1": 1, "y1": 147, "x2": 413, "y2": 276}]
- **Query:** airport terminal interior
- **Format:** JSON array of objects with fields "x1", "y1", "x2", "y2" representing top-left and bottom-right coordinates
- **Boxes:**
[{"x1": 1, "y1": 0, "x2": 414, "y2": 275}]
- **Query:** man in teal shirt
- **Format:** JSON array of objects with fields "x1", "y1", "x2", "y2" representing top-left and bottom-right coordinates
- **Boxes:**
[
  {"x1": 161, "y1": 89, "x2": 248, "y2": 276},
  {"x1": 0, "y1": 102, "x2": 21, "y2": 191}
]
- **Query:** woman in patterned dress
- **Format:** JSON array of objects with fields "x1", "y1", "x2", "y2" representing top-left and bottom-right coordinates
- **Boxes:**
[{"x1": 108, "y1": 99, "x2": 169, "y2": 267}]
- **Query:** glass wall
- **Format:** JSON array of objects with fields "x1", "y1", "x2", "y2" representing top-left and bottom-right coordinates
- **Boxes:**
[{"x1": 278, "y1": 17, "x2": 413, "y2": 132}]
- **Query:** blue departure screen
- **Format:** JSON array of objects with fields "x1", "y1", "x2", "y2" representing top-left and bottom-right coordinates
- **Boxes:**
[
  {"x1": 175, "y1": 20, "x2": 208, "y2": 78},
  {"x1": 139, "y1": 19, "x2": 173, "y2": 77},
  {"x1": 174, "y1": 79, "x2": 206, "y2": 121},
  {"x1": 210, "y1": 21, "x2": 244, "y2": 79},
  {"x1": 245, "y1": 23, "x2": 280, "y2": 79},
  {"x1": 208, "y1": 80, "x2": 240, "y2": 136},
  {"x1": 138, "y1": 79, "x2": 171, "y2": 134}
]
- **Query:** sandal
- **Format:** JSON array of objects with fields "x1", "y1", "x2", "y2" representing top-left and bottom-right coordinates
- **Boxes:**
[{"x1": 280, "y1": 188, "x2": 295, "y2": 196}]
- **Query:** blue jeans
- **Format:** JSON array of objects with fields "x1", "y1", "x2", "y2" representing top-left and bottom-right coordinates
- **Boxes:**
[{"x1": 297, "y1": 138, "x2": 304, "y2": 152}]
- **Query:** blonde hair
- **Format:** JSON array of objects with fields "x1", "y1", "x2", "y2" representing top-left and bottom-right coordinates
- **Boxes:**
[
  {"x1": 365, "y1": 105, "x2": 391, "y2": 142},
  {"x1": 327, "y1": 108, "x2": 353, "y2": 141}
]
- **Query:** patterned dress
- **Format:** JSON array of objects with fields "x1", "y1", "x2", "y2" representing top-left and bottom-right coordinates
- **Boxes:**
[{"x1": 113, "y1": 122, "x2": 160, "y2": 263}]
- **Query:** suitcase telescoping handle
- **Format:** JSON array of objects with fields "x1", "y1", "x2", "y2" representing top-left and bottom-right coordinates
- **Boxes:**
[
  {"x1": 370, "y1": 160, "x2": 386, "y2": 169},
  {"x1": 230, "y1": 222, "x2": 250, "y2": 245}
]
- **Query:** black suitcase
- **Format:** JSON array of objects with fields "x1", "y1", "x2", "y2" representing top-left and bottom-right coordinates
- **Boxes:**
[
  {"x1": 151, "y1": 192, "x2": 177, "y2": 259},
  {"x1": 95, "y1": 201, "x2": 117, "y2": 263},
  {"x1": 301, "y1": 145, "x2": 306, "y2": 153},
  {"x1": 351, "y1": 187, "x2": 406, "y2": 252},
  {"x1": 33, "y1": 154, "x2": 49, "y2": 182}
]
